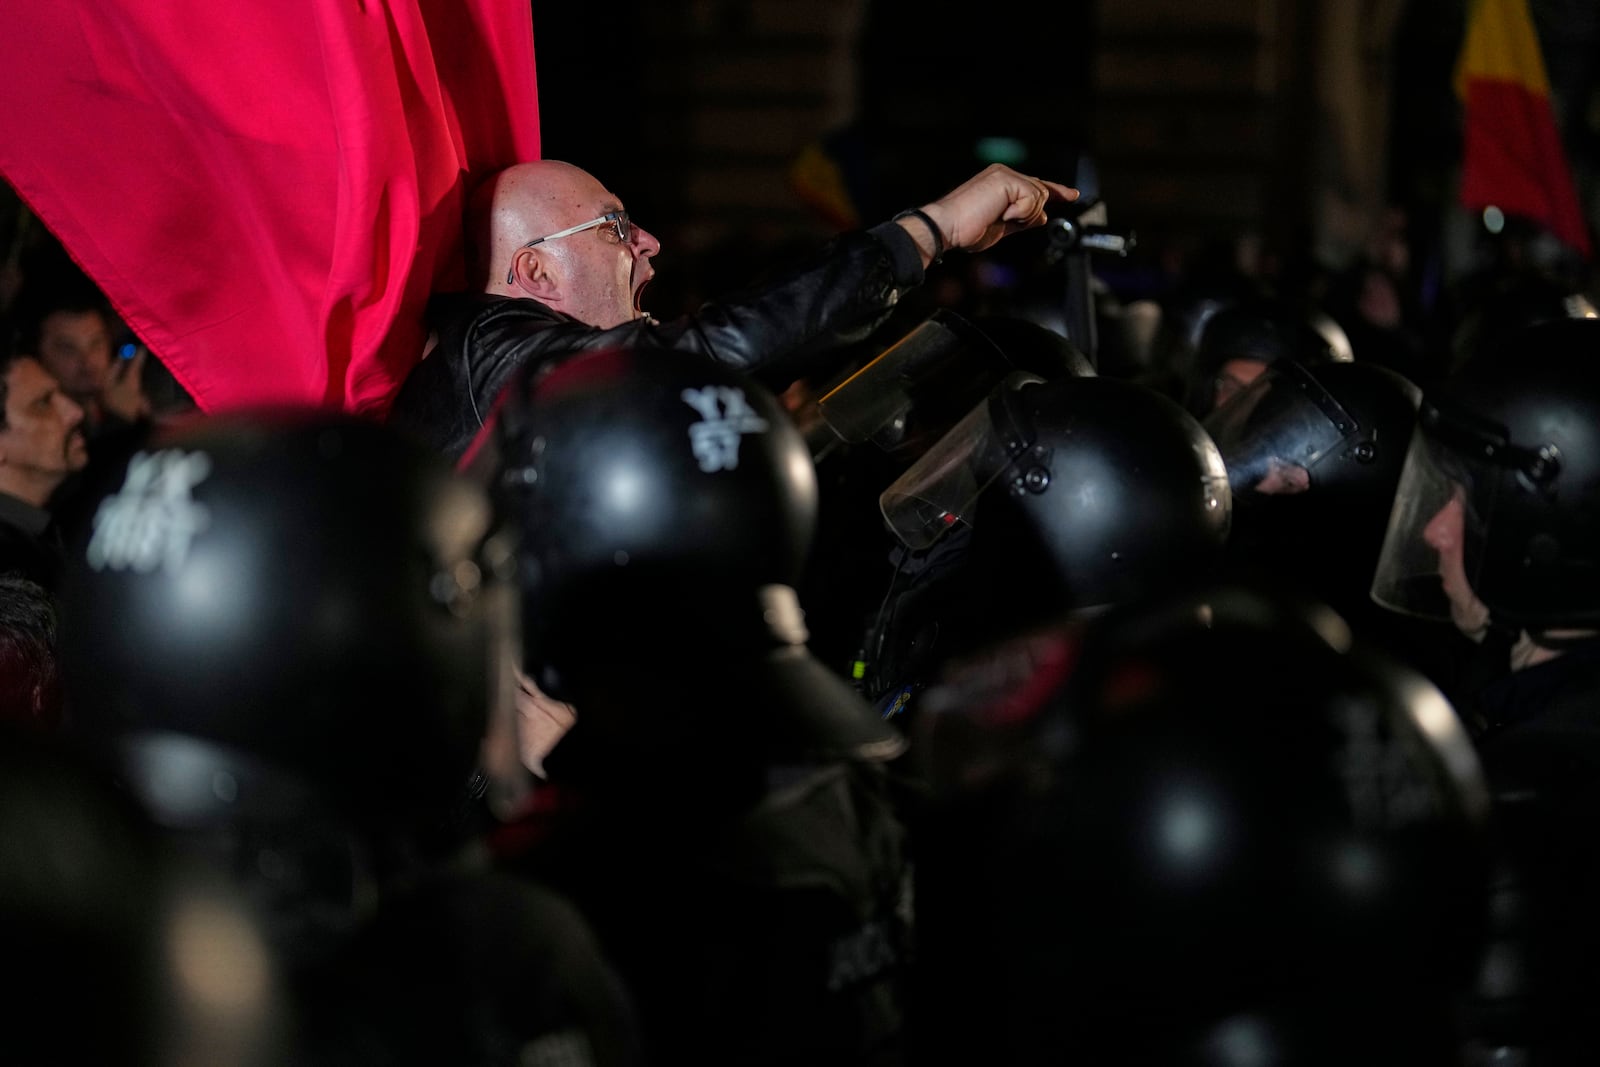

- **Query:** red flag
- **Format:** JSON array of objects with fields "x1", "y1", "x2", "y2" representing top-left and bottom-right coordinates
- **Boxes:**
[
  {"x1": 1455, "y1": 0, "x2": 1591, "y2": 258},
  {"x1": 0, "y1": 0, "x2": 539, "y2": 416}
]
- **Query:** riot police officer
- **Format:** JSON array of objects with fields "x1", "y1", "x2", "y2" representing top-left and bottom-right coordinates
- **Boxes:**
[
  {"x1": 859, "y1": 371, "x2": 1231, "y2": 725},
  {"x1": 1181, "y1": 294, "x2": 1353, "y2": 416},
  {"x1": 1371, "y1": 317, "x2": 1600, "y2": 1063},
  {"x1": 912, "y1": 583, "x2": 1492, "y2": 1065},
  {"x1": 489, "y1": 347, "x2": 915, "y2": 1066},
  {"x1": 55, "y1": 409, "x2": 640, "y2": 1066}
]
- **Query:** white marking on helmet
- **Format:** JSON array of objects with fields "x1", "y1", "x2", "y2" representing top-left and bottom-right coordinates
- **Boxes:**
[
  {"x1": 681, "y1": 386, "x2": 768, "y2": 472},
  {"x1": 86, "y1": 449, "x2": 214, "y2": 574}
]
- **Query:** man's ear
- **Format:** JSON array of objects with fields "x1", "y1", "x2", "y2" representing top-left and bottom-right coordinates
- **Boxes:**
[{"x1": 507, "y1": 248, "x2": 562, "y2": 303}]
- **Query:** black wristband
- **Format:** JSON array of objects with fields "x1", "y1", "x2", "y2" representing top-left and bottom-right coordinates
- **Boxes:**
[
  {"x1": 866, "y1": 221, "x2": 927, "y2": 287},
  {"x1": 893, "y1": 208, "x2": 945, "y2": 265}
]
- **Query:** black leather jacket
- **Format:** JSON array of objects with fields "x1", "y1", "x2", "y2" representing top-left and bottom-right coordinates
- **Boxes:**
[{"x1": 387, "y1": 222, "x2": 926, "y2": 462}]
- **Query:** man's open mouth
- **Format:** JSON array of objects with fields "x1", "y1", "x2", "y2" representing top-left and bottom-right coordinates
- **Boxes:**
[{"x1": 632, "y1": 267, "x2": 653, "y2": 317}]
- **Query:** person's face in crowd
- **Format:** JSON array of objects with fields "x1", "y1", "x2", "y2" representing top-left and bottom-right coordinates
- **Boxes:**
[
  {"x1": 1253, "y1": 458, "x2": 1311, "y2": 495},
  {"x1": 1212, "y1": 357, "x2": 1268, "y2": 411},
  {"x1": 520, "y1": 165, "x2": 662, "y2": 329},
  {"x1": 0, "y1": 357, "x2": 89, "y2": 503},
  {"x1": 1423, "y1": 487, "x2": 1491, "y2": 641},
  {"x1": 1357, "y1": 267, "x2": 1404, "y2": 330},
  {"x1": 35, "y1": 309, "x2": 112, "y2": 407}
]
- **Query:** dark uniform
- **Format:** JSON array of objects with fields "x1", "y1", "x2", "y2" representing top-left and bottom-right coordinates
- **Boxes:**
[
  {"x1": 858, "y1": 372, "x2": 1231, "y2": 731},
  {"x1": 1368, "y1": 319, "x2": 1600, "y2": 1064},
  {"x1": 910, "y1": 584, "x2": 1492, "y2": 1065},
  {"x1": 55, "y1": 410, "x2": 642, "y2": 1066},
  {"x1": 490, "y1": 347, "x2": 917, "y2": 1065}
]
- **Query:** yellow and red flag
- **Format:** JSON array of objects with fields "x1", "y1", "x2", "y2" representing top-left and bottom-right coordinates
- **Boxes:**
[{"x1": 1454, "y1": 0, "x2": 1591, "y2": 258}]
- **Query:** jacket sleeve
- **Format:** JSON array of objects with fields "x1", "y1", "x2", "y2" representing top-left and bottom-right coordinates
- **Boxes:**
[
  {"x1": 656, "y1": 221, "x2": 926, "y2": 385},
  {"x1": 390, "y1": 223, "x2": 926, "y2": 462}
]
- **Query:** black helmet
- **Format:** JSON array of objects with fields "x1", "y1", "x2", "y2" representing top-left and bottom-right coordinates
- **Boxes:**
[
  {"x1": 496, "y1": 347, "x2": 903, "y2": 764},
  {"x1": 915, "y1": 584, "x2": 1491, "y2": 1063},
  {"x1": 1186, "y1": 296, "x2": 1353, "y2": 416},
  {"x1": 968, "y1": 314, "x2": 1096, "y2": 380},
  {"x1": 881, "y1": 374, "x2": 1231, "y2": 614},
  {"x1": 57, "y1": 409, "x2": 508, "y2": 829},
  {"x1": 1372, "y1": 317, "x2": 1600, "y2": 634},
  {"x1": 1205, "y1": 359, "x2": 1421, "y2": 501},
  {"x1": 1447, "y1": 268, "x2": 1597, "y2": 377},
  {"x1": 1205, "y1": 360, "x2": 1423, "y2": 624},
  {"x1": 1155, "y1": 266, "x2": 1262, "y2": 361}
]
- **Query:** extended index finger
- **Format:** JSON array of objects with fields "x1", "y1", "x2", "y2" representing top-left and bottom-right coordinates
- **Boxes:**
[
  {"x1": 1002, "y1": 177, "x2": 1080, "y2": 227},
  {"x1": 1042, "y1": 180, "x2": 1080, "y2": 203}
]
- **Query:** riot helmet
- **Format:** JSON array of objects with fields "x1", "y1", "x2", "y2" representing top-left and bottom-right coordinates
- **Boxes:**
[
  {"x1": 880, "y1": 374, "x2": 1231, "y2": 614},
  {"x1": 57, "y1": 409, "x2": 510, "y2": 831},
  {"x1": 1204, "y1": 360, "x2": 1422, "y2": 626},
  {"x1": 1447, "y1": 268, "x2": 1597, "y2": 379},
  {"x1": 496, "y1": 347, "x2": 903, "y2": 765},
  {"x1": 918, "y1": 583, "x2": 1491, "y2": 1064},
  {"x1": 1185, "y1": 295, "x2": 1353, "y2": 416},
  {"x1": 1153, "y1": 265, "x2": 1262, "y2": 364},
  {"x1": 1372, "y1": 317, "x2": 1600, "y2": 636},
  {"x1": 968, "y1": 314, "x2": 1096, "y2": 379},
  {"x1": 805, "y1": 311, "x2": 1094, "y2": 683},
  {"x1": 1205, "y1": 359, "x2": 1421, "y2": 503}
]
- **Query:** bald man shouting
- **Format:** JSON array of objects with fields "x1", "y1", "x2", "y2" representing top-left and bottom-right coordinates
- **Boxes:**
[{"x1": 388, "y1": 159, "x2": 1077, "y2": 462}]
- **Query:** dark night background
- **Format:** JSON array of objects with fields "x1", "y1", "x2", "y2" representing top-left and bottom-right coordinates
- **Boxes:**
[{"x1": 529, "y1": 0, "x2": 1597, "y2": 330}]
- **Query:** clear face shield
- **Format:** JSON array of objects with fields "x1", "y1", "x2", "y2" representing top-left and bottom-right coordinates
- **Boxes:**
[
  {"x1": 816, "y1": 310, "x2": 1015, "y2": 458},
  {"x1": 1368, "y1": 418, "x2": 1502, "y2": 631},
  {"x1": 878, "y1": 373, "x2": 1044, "y2": 551},
  {"x1": 1203, "y1": 362, "x2": 1360, "y2": 498}
]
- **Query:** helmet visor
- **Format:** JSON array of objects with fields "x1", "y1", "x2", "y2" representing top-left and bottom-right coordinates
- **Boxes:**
[
  {"x1": 1203, "y1": 363, "x2": 1356, "y2": 497},
  {"x1": 1368, "y1": 423, "x2": 1497, "y2": 629},
  {"x1": 817, "y1": 310, "x2": 1009, "y2": 456},
  {"x1": 879, "y1": 374, "x2": 1042, "y2": 550}
]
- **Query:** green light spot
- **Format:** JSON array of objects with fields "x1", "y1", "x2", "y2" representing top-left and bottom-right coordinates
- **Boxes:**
[{"x1": 975, "y1": 136, "x2": 1028, "y2": 167}]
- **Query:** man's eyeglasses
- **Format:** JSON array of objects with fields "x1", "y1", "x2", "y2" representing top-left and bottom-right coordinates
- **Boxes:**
[{"x1": 505, "y1": 210, "x2": 631, "y2": 283}]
